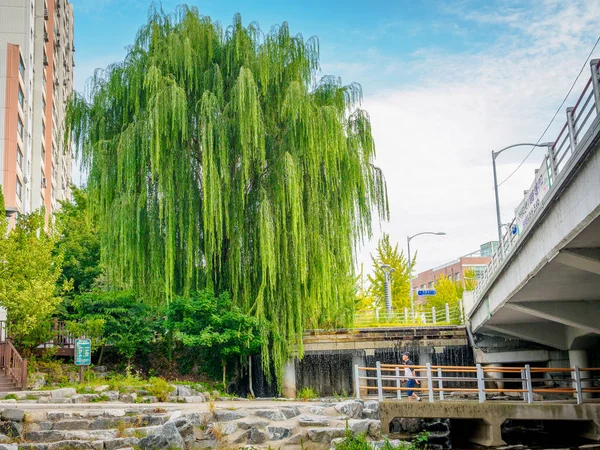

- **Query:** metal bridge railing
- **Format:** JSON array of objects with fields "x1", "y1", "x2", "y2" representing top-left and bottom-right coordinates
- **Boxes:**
[
  {"x1": 474, "y1": 58, "x2": 600, "y2": 301},
  {"x1": 353, "y1": 302, "x2": 464, "y2": 328},
  {"x1": 354, "y1": 362, "x2": 600, "y2": 405}
]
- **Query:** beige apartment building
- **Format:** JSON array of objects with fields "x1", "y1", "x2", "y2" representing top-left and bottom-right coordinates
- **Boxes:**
[{"x1": 0, "y1": 0, "x2": 74, "y2": 222}]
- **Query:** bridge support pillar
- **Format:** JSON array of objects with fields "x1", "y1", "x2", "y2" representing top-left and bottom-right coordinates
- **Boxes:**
[
  {"x1": 282, "y1": 358, "x2": 296, "y2": 398},
  {"x1": 569, "y1": 349, "x2": 592, "y2": 399},
  {"x1": 484, "y1": 364, "x2": 504, "y2": 390},
  {"x1": 352, "y1": 352, "x2": 367, "y2": 397}
]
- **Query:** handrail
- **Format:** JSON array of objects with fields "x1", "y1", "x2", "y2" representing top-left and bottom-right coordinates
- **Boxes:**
[
  {"x1": 354, "y1": 302, "x2": 464, "y2": 328},
  {"x1": 473, "y1": 58, "x2": 600, "y2": 305},
  {"x1": 354, "y1": 361, "x2": 599, "y2": 405},
  {"x1": 0, "y1": 339, "x2": 27, "y2": 390}
]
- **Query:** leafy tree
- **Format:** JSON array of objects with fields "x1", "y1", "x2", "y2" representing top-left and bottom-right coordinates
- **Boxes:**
[
  {"x1": 463, "y1": 267, "x2": 478, "y2": 291},
  {"x1": 69, "y1": 291, "x2": 160, "y2": 370},
  {"x1": 66, "y1": 6, "x2": 388, "y2": 385},
  {"x1": 54, "y1": 187, "x2": 101, "y2": 296},
  {"x1": 424, "y1": 274, "x2": 460, "y2": 314},
  {"x1": 167, "y1": 290, "x2": 263, "y2": 387},
  {"x1": 367, "y1": 234, "x2": 414, "y2": 312},
  {"x1": 0, "y1": 190, "x2": 62, "y2": 346}
]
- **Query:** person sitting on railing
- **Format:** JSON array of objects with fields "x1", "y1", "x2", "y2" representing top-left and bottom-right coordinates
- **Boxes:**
[{"x1": 402, "y1": 352, "x2": 421, "y2": 402}]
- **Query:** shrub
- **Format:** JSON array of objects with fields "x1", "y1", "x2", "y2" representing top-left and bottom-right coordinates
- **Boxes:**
[
  {"x1": 297, "y1": 386, "x2": 318, "y2": 401},
  {"x1": 147, "y1": 377, "x2": 173, "y2": 402}
]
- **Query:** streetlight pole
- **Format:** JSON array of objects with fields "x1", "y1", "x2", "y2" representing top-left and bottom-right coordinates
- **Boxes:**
[
  {"x1": 492, "y1": 142, "x2": 553, "y2": 248},
  {"x1": 381, "y1": 264, "x2": 395, "y2": 315},
  {"x1": 407, "y1": 232, "x2": 446, "y2": 321}
]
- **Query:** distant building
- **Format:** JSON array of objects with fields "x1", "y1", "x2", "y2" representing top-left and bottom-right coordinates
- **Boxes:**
[
  {"x1": 411, "y1": 241, "x2": 499, "y2": 294},
  {"x1": 0, "y1": 0, "x2": 74, "y2": 223}
]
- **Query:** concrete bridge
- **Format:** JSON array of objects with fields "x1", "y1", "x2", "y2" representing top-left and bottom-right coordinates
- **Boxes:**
[{"x1": 466, "y1": 59, "x2": 600, "y2": 372}]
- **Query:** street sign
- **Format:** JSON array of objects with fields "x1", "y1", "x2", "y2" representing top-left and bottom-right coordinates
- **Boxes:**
[
  {"x1": 417, "y1": 289, "x2": 436, "y2": 296},
  {"x1": 75, "y1": 339, "x2": 91, "y2": 366}
]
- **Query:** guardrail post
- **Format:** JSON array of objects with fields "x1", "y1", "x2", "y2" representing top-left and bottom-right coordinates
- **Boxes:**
[
  {"x1": 591, "y1": 59, "x2": 600, "y2": 113},
  {"x1": 525, "y1": 364, "x2": 533, "y2": 404},
  {"x1": 566, "y1": 107, "x2": 577, "y2": 152},
  {"x1": 426, "y1": 363, "x2": 434, "y2": 403},
  {"x1": 437, "y1": 368, "x2": 444, "y2": 400},
  {"x1": 476, "y1": 364, "x2": 485, "y2": 403},
  {"x1": 421, "y1": 312, "x2": 426, "y2": 324},
  {"x1": 546, "y1": 145, "x2": 558, "y2": 186},
  {"x1": 21, "y1": 359, "x2": 27, "y2": 389},
  {"x1": 445, "y1": 303, "x2": 450, "y2": 322},
  {"x1": 432, "y1": 307, "x2": 437, "y2": 324},
  {"x1": 404, "y1": 307, "x2": 408, "y2": 323},
  {"x1": 521, "y1": 369, "x2": 528, "y2": 402},
  {"x1": 376, "y1": 361, "x2": 383, "y2": 401},
  {"x1": 395, "y1": 367, "x2": 402, "y2": 400},
  {"x1": 574, "y1": 366, "x2": 583, "y2": 405},
  {"x1": 458, "y1": 300, "x2": 464, "y2": 323},
  {"x1": 354, "y1": 364, "x2": 360, "y2": 399}
]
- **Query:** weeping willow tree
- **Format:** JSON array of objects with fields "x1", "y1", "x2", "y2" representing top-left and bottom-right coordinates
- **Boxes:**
[{"x1": 67, "y1": 5, "x2": 388, "y2": 385}]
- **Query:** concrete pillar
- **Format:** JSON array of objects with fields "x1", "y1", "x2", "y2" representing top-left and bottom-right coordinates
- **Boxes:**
[
  {"x1": 282, "y1": 358, "x2": 297, "y2": 398},
  {"x1": 418, "y1": 351, "x2": 432, "y2": 390},
  {"x1": 352, "y1": 352, "x2": 367, "y2": 397},
  {"x1": 484, "y1": 363, "x2": 504, "y2": 390},
  {"x1": 569, "y1": 349, "x2": 591, "y2": 399}
]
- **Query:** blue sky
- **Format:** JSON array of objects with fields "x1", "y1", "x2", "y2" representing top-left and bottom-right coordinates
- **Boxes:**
[{"x1": 70, "y1": 0, "x2": 600, "y2": 274}]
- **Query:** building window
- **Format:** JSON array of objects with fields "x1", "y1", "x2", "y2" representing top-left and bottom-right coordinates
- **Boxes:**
[
  {"x1": 428, "y1": 281, "x2": 434, "y2": 288},
  {"x1": 17, "y1": 117, "x2": 24, "y2": 139},
  {"x1": 17, "y1": 145, "x2": 23, "y2": 169},
  {"x1": 18, "y1": 87, "x2": 24, "y2": 109},
  {"x1": 16, "y1": 178, "x2": 22, "y2": 201},
  {"x1": 455, "y1": 273, "x2": 460, "y2": 282},
  {"x1": 19, "y1": 56, "x2": 25, "y2": 79}
]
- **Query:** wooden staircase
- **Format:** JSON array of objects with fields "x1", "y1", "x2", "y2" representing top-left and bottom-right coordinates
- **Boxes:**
[
  {"x1": 0, "y1": 322, "x2": 27, "y2": 391},
  {"x1": 0, "y1": 371, "x2": 21, "y2": 392}
]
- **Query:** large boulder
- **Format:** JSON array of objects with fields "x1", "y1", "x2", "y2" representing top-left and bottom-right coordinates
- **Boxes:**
[
  {"x1": 119, "y1": 393, "x2": 137, "y2": 403},
  {"x1": 213, "y1": 410, "x2": 246, "y2": 422},
  {"x1": 183, "y1": 395, "x2": 205, "y2": 403},
  {"x1": 176, "y1": 386, "x2": 193, "y2": 397},
  {"x1": 0, "y1": 422, "x2": 22, "y2": 439},
  {"x1": 52, "y1": 420, "x2": 92, "y2": 431},
  {"x1": 348, "y1": 419, "x2": 381, "y2": 439},
  {"x1": 308, "y1": 406, "x2": 326, "y2": 415},
  {"x1": 50, "y1": 389, "x2": 76, "y2": 401},
  {"x1": 254, "y1": 409, "x2": 287, "y2": 421},
  {"x1": 248, "y1": 427, "x2": 269, "y2": 445},
  {"x1": 298, "y1": 415, "x2": 330, "y2": 427},
  {"x1": 138, "y1": 423, "x2": 184, "y2": 450},
  {"x1": 237, "y1": 419, "x2": 270, "y2": 430},
  {"x1": 267, "y1": 427, "x2": 292, "y2": 440},
  {"x1": 0, "y1": 445, "x2": 17, "y2": 450},
  {"x1": 1, "y1": 409, "x2": 25, "y2": 422},
  {"x1": 308, "y1": 428, "x2": 347, "y2": 443},
  {"x1": 281, "y1": 407, "x2": 301, "y2": 419},
  {"x1": 103, "y1": 438, "x2": 139, "y2": 450},
  {"x1": 334, "y1": 400, "x2": 363, "y2": 419}
]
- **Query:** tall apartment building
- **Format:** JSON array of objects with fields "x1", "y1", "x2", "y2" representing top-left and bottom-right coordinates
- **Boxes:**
[{"x1": 0, "y1": 0, "x2": 74, "y2": 222}]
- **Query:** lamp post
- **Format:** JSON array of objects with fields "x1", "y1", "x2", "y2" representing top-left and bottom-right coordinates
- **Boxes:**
[
  {"x1": 492, "y1": 142, "x2": 553, "y2": 246},
  {"x1": 407, "y1": 232, "x2": 446, "y2": 320},
  {"x1": 381, "y1": 264, "x2": 395, "y2": 315}
]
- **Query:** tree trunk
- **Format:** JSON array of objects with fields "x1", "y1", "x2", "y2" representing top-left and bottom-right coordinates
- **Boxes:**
[
  {"x1": 97, "y1": 345, "x2": 105, "y2": 365},
  {"x1": 248, "y1": 355, "x2": 255, "y2": 398},
  {"x1": 222, "y1": 359, "x2": 226, "y2": 389}
]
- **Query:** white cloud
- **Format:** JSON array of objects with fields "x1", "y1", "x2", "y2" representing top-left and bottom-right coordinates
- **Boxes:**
[{"x1": 354, "y1": 0, "x2": 600, "y2": 274}]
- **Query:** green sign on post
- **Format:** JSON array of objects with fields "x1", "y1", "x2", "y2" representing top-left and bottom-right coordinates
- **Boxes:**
[{"x1": 75, "y1": 339, "x2": 91, "y2": 366}]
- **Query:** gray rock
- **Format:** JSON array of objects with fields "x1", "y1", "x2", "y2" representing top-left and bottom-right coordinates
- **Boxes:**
[
  {"x1": 308, "y1": 427, "x2": 347, "y2": 443},
  {"x1": 254, "y1": 409, "x2": 287, "y2": 421},
  {"x1": 50, "y1": 388, "x2": 77, "y2": 400},
  {"x1": 104, "y1": 391, "x2": 120, "y2": 402},
  {"x1": 207, "y1": 422, "x2": 238, "y2": 437},
  {"x1": 247, "y1": 427, "x2": 269, "y2": 445},
  {"x1": 362, "y1": 408, "x2": 378, "y2": 420},
  {"x1": 47, "y1": 441, "x2": 101, "y2": 450},
  {"x1": 281, "y1": 406, "x2": 301, "y2": 419},
  {"x1": 349, "y1": 419, "x2": 381, "y2": 439},
  {"x1": 47, "y1": 412, "x2": 73, "y2": 421},
  {"x1": 183, "y1": 395, "x2": 205, "y2": 403},
  {"x1": 237, "y1": 419, "x2": 270, "y2": 430},
  {"x1": 141, "y1": 414, "x2": 169, "y2": 427},
  {"x1": 138, "y1": 422, "x2": 184, "y2": 450},
  {"x1": 0, "y1": 434, "x2": 11, "y2": 443},
  {"x1": 103, "y1": 437, "x2": 140, "y2": 450},
  {"x1": 38, "y1": 422, "x2": 53, "y2": 431},
  {"x1": 176, "y1": 386, "x2": 193, "y2": 397},
  {"x1": 52, "y1": 420, "x2": 92, "y2": 430},
  {"x1": 120, "y1": 393, "x2": 137, "y2": 403},
  {"x1": 1, "y1": 408, "x2": 25, "y2": 422},
  {"x1": 0, "y1": 445, "x2": 17, "y2": 450},
  {"x1": 334, "y1": 400, "x2": 363, "y2": 419},
  {"x1": 370, "y1": 440, "x2": 411, "y2": 449},
  {"x1": 213, "y1": 410, "x2": 246, "y2": 421},
  {"x1": 13, "y1": 445, "x2": 47, "y2": 450},
  {"x1": 94, "y1": 385, "x2": 110, "y2": 393},
  {"x1": 364, "y1": 400, "x2": 379, "y2": 414},
  {"x1": 181, "y1": 412, "x2": 212, "y2": 427},
  {"x1": 174, "y1": 421, "x2": 194, "y2": 442},
  {"x1": 268, "y1": 426, "x2": 292, "y2": 440},
  {"x1": 299, "y1": 415, "x2": 330, "y2": 427},
  {"x1": 288, "y1": 433, "x2": 309, "y2": 445},
  {"x1": 190, "y1": 440, "x2": 218, "y2": 449},
  {"x1": 308, "y1": 406, "x2": 326, "y2": 415},
  {"x1": 391, "y1": 417, "x2": 420, "y2": 433},
  {"x1": 0, "y1": 422, "x2": 22, "y2": 439}
]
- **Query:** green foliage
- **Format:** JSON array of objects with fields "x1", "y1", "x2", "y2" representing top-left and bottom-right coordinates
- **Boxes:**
[
  {"x1": 297, "y1": 386, "x2": 318, "y2": 401},
  {"x1": 368, "y1": 234, "x2": 414, "y2": 311},
  {"x1": 424, "y1": 274, "x2": 460, "y2": 312},
  {"x1": 147, "y1": 377, "x2": 174, "y2": 402},
  {"x1": 68, "y1": 291, "x2": 161, "y2": 368},
  {"x1": 332, "y1": 427, "x2": 429, "y2": 450},
  {"x1": 54, "y1": 187, "x2": 101, "y2": 296},
  {"x1": 67, "y1": 6, "x2": 388, "y2": 386},
  {"x1": 463, "y1": 267, "x2": 478, "y2": 291},
  {"x1": 167, "y1": 289, "x2": 263, "y2": 386},
  {"x1": 0, "y1": 195, "x2": 62, "y2": 346},
  {"x1": 65, "y1": 318, "x2": 105, "y2": 351}
]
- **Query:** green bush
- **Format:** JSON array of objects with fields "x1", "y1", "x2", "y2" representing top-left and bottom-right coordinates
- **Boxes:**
[
  {"x1": 297, "y1": 386, "x2": 318, "y2": 401},
  {"x1": 147, "y1": 377, "x2": 173, "y2": 402}
]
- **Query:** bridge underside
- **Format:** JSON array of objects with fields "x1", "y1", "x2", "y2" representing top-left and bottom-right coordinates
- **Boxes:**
[{"x1": 480, "y1": 213, "x2": 600, "y2": 351}]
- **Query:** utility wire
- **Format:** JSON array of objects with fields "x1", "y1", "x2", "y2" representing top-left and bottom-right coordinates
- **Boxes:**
[{"x1": 496, "y1": 35, "x2": 600, "y2": 188}]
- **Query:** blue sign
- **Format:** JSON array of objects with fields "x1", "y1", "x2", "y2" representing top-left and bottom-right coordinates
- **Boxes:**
[{"x1": 417, "y1": 289, "x2": 436, "y2": 296}]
